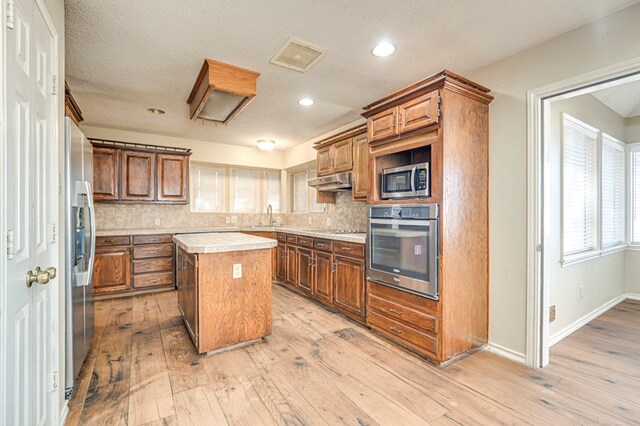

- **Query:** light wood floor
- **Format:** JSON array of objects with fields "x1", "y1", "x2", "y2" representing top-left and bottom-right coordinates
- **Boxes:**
[{"x1": 65, "y1": 288, "x2": 640, "y2": 425}]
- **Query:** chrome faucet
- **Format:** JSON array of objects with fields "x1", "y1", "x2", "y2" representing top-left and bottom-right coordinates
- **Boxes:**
[{"x1": 267, "y1": 204, "x2": 276, "y2": 227}]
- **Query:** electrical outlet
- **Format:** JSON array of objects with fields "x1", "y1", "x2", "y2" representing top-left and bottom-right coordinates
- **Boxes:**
[
  {"x1": 308, "y1": 217, "x2": 312, "y2": 224},
  {"x1": 233, "y1": 263, "x2": 242, "y2": 279},
  {"x1": 549, "y1": 305, "x2": 556, "y2": 323},
  {"x1": 326, "y1": 217, "x2": 331, "y2": 226},
  {"x1": 579, "y1": 285, "x2": 584, "y2": 297},
  {"x1": 225, "y1": 217, "x2": 231, "y2": 224},
  {"x1": 231, "y1": 216, "x2": 238, "y2": 224},
  {"x1": 154, "y1": 217, "x2": 160, "y2": 226}
]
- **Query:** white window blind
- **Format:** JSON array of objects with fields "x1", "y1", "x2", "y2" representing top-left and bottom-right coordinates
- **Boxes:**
[
  {"x1": 264, "y1": 171, "x2": 281, "y2": 213},
  {"x1": 601, "y1": 135, "x2": 625, "y2": 248},
  {"x1": 292, "y1": 172, "x2": 308, "y2": 213},
  {"x1": 562, "y1": 114, "x2": 598, "y2": 257},
  {"x1": 191, "y1": 164, "x2": 226, "y2": 212},
  {"x1": 230, "y1": 169, "x2": 261, "y2": 213},
  {"x1": 632, "y1": 147, "x2": 640, "y2": 244},
  {"x1": 308, "y1": 169, "x2": 326, "y2": 213}
]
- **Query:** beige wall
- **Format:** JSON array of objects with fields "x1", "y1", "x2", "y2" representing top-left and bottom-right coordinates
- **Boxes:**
[
  {"x1": 625, "y1": 115, "x2": 640, "y2": 295},
  {"x1": 468, "y1": 2, "x2": 640, "y2": 356},
  {"x1": 548, "y1": 94, "x2": 626, "y2": 338},
  {"x1": 81, "y1": 125, "x2": 285, "y2": 169}
]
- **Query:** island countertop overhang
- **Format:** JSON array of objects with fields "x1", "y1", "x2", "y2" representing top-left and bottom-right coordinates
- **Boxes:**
[{"x1": 172, "y1": 232, "x2": 277, "y2": 254}]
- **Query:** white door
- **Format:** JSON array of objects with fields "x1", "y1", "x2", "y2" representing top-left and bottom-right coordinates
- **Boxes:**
[{"x1": 4, "y1": 0, "x2": 58, "y2": 424}]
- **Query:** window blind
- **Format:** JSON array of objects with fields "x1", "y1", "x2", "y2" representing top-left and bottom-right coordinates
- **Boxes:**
[
  {"x1": 562, "y1": 114, "x2": 598, "y2": 256},
  {"x1": 292, "y1": 172, "x2": 308, "y2": 213},
  {"x1": 264, "y1": 171, "x2": 281, "y2": 213},
  {"x1": 191, "y1": 165, "x2": 226, "y2": 212},
  {"x1": 632, "y1": 148, "x2": 640, "y2": 244},
  {"x1": 601, "y1": 135, "x2": 625, "y2": 248},
  {"x1": 230, "y1": 169, "x2": 260, "y2": 213},
  {"x1": 308, "y1": 169, "x2": 326, "y2": 213}
]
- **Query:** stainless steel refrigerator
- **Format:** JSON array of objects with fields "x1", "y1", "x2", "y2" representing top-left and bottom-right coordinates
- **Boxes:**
[{"x1": 64, "y1": 116, "x2": 96, "y2": 397}]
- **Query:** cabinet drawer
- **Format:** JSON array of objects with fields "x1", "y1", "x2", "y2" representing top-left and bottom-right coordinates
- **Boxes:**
[
  {"x1": 296, "y1": 236, "x2": 314, "y2": 248},
  {"x1": 133, "y1": 234, "x2": 173, "y2": 245},
  {"x1": 133, "y1": 271, "x2": 174, "y2": 289},
  {"x1": 96, "y1": 236, "x2": 131, "y2": 247},
  {"x1": 368, "y1": 310, "x2": 438, "y2": 355},
  {"x1": 368, "y1": 280, "x2": 438, "y2": 314},
  {"x1": 133, "y1": 243, "x2": 174, "y2": 259},
  {"x1": 286, "y1": 234, "x2": 298, "y2": 244},
  {"x1": 133, "y1": 258, "x2": 174, "y2": 274},
  {"x1": 333, "y1": 241, "x2": 365, "y2": 258},
  {"x1": 276, "y1": 233, "x2": 287, "y2": 243},
  {"x1": 313, "y1": 238, "x2": 333, "y2": 252},
  {"x1": 368, "y1": 294, "x2": 438, "y2": 334}
]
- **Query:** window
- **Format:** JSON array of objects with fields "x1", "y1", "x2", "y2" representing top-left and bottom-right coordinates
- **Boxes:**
[
  {"x1": 292, "y1": 172, "x2": 308, "y2": 213},
  {"x1": 632, "y1": 146, "x2": 640, "y2": 244},
  {"x1": 308, "y1": 169, "x2": 326, "y2": 213},
  {"x1": 601, "y1": 135, "x2": 625, "y2": 249},
  {"x1": 191, "y1": 164, "x2": 226, "y2": 212},
  {"x1": 263, "y1": 171, "x2": 281, "y2": 213},
  {"x1": 230, "y1": 169, "x2": 261, "y2": 213},
  {"x1": 562, "y1": 114, "x2": 598, "y2": 258},
  {"x1": 191, "y1": 164, "x2": 281, "y2": 213}
]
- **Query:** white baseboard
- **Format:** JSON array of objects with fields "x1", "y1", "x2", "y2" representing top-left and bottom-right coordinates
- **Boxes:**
[
  {"x1": 624, "y1": 293, "x2": 640, "y2": 301},
  {"x1": 483, "y1": 342, "x2": 527, "y2": 365},
  {"x1": 549, "y1": 294, "x2": 628, "y2": 347}
]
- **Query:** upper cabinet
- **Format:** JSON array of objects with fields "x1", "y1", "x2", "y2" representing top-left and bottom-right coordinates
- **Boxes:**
[
  {"x1": 367, "y1": 90, "x2": 440, "y2": 143},
  {"x1": 351, "y1": 133, "x2": 369, "y2": 201},
  {"x1": 91, "y1": 140, "x2": 191, "y2": 204},
  {"x1": 316, "y1": 137, "x2": 354, "y2": 177}
]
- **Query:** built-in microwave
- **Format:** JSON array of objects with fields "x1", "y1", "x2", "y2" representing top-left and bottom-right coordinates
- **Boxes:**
[{"x1": 381, "y1": 163, "x2": 430, "y2": 199}]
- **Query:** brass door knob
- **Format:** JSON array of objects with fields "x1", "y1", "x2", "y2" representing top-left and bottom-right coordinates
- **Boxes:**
[{"x1": 25, "y1": 266, "x2": 57, "y2": 288}]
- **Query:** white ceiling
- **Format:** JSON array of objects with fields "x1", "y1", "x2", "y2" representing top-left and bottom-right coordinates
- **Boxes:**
[
  {"x1": 592, "y1": 79, "x2": 640, "y2": 118},
  {"x1": 65, "y1": 0, "x2": 638, "y2": 150}
]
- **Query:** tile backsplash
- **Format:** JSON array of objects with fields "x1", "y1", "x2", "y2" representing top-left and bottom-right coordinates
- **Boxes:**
[{"x1": 95, "y1": 192, "x2": 367, "y2": 232}]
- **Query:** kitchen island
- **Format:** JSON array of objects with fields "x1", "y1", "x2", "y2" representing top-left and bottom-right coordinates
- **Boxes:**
[{"x1": 172, "y1": 232, "x2": 277, "y2": 354}]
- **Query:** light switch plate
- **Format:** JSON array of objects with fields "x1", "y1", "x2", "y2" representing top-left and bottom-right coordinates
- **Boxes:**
[
  {"x1": 233, "y1": 263, "x2": 242, "y2": 279},
  {"x1": 154, "y1": 217, "x2": 160, "y2": 226},
  {"x1": 231, "y1": 216, "x2": 238, "y2": 224},
  {"x1": 225, "y1": 217, "x2": 231, "y2": 224}
]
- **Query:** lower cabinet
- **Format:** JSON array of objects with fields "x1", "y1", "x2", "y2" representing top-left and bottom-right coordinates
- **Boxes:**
[
  {"x1": 275, "y1": 233, "x2": 365, "y2": 323},
  {"x1": 333, "y1": 255, "x2": 366, "y2": 319},
  {"x1": 177, "y1": 247, "x2": 198, "y2": 346},
  {"x1": 94, "y1": 246, "x2": 131, "y2": 294}
]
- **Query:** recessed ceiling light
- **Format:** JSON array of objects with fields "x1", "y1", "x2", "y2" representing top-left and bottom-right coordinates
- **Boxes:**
[
  {"x1": 371, "y1": 42, "x2": 395, "y2": 57},
  {"x1": 298, "y1": 98, "x2": 314, "y2": 106},
  {"x1": 147, "y1": 107, "x2": 166, "y2": 115},
  {"x1": 257, "y1": 139, "x2": 276, "y2": 151}
]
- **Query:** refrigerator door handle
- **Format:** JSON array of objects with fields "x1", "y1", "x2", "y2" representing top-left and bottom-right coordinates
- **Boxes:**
[{"x1": 84, "y1": 180, "x2": 97, "y2": 287}]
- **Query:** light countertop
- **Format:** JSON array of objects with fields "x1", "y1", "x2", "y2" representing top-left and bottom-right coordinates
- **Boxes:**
[
  {"x1": 172, "y1": 232, "x2": 278, "y2": 254},
  {"x1": 97, "y1": 226, "x2": 366, "y2": 244}
]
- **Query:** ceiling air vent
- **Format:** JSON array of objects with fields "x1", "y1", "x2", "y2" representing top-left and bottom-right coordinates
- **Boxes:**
[{"x1": 270, "y1": 37, "x2": 327, "y2": 72}]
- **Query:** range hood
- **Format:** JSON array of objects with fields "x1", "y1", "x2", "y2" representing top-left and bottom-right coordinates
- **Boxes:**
[
  {"x1": 187, "y1": 59, "x2": 260, "y2": 124},
  {"x1": 307, "y1": 172, "x2": 352, "y2": 192}
]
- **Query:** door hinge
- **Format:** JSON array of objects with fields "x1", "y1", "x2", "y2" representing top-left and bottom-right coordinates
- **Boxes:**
[
  {"x1": 536, "y1": 244, "x2": 543, "y2": 253},
  {"x1": 6, "y1": 0, "x2": 15, "y2": 30},
  {"x1": 50, "y1": 371, "x2": 59, "y2": 392},
  {"x1": 50, "y1": 224, "x2": 58, "y2": 243},
  {"x1": 51, "y1": 75, "x2": 58, "y2": 95},
  {"x1": 7, "y1": 230, "x2": 14, "y2": 260}
]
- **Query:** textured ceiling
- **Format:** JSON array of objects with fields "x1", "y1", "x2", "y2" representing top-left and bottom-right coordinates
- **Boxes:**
[
  {"x1": 65, "y1": 0, "x2": 637, "y2": 150},
  {"x1": 592, "y1": 79, "x2": 640, "y2": 118}
]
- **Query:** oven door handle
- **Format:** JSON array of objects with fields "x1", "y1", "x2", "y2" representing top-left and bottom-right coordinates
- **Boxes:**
[
  {"x1": 410, "y1": 166, "x2": 417, "y2": 194},
  {"x1": 369, "y1": 219, "x2": 434, "y2": 226}
]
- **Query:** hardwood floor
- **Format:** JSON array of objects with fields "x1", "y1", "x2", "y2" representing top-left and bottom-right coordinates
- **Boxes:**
[{"x1": 65, "y1": 289, "x2": 640, "y2": 425}]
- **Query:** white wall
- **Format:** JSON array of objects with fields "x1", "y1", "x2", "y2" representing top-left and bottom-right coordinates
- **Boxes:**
[
  {"x1": 81, "y1": 125, "x2": 284, "y2": 170},
  {"x1": 548, "y1": 94, "x2": 626, "y2": 337},
  {"x1": 468, "y1": 2, "x2": 640, "y2": 356},
  {"x1": 625, "y1": 115, "x2": 640, "y2": 295}
]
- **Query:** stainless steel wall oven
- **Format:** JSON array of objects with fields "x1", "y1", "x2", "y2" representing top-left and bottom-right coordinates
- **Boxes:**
[{"x1": 367, "y1": 204, "x2": 439, "y2": 299}]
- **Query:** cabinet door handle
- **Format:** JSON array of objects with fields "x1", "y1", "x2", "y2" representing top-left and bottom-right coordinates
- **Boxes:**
[
  {"x1": 390, "y1": 326, "x2": 402, "y2": 335},
  {"x1": 341, "y1": 247, "x2": 352, "y2": 252},
  {"x1": 391, "y1": 112, "x2": 396, "y2": 128},
  {"x1": 389, "y1": 308, "x2": 403, "y2": 316}
]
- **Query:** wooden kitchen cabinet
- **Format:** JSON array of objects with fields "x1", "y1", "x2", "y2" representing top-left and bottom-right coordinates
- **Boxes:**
[
  {"x1": 351, "y1": 133, "x2": 369, "y2": 200},
  {"x1": 276, "y1": 244, "x2": 287, "y2": 282},
  {"x1": 297, "y1": 248, "x2": 314, "y2": 296},
  {"x1": 121, "y1": 150, "x2": 155, "y2": 201},
  {"x1": 177, "y1": 247, "x2": 199, "y2": 346},
  {"x1": 313, "y1": 250, "x2": 333, "y2": 305},
  {"x1": 156, "y1": 154, "x2": 189, "y2": 203},
  {"x1": 93, "y1": 246, "x2": 131, "y2": 294},
  {"x1": 285, "y1": 245, "x2": 298, "y2": 288},
  {"x1": 90, "y1": 140, "x2": 191, "y2": 204},
  {"x1": 368, "y1": 108, "x2": 398, "y2": 142},
  {"x1": 332, "y1": 138, "x2": 353, "y2": 173},
  {"x1": 92, "y1": 147, "x2": 120, "y2": 201},
  {"x1": 333, "y1": 255, "x2": 366, "y2": 320},
  {"x1": 317, "y1": 146, "x2": 333, "y2": 176}
]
